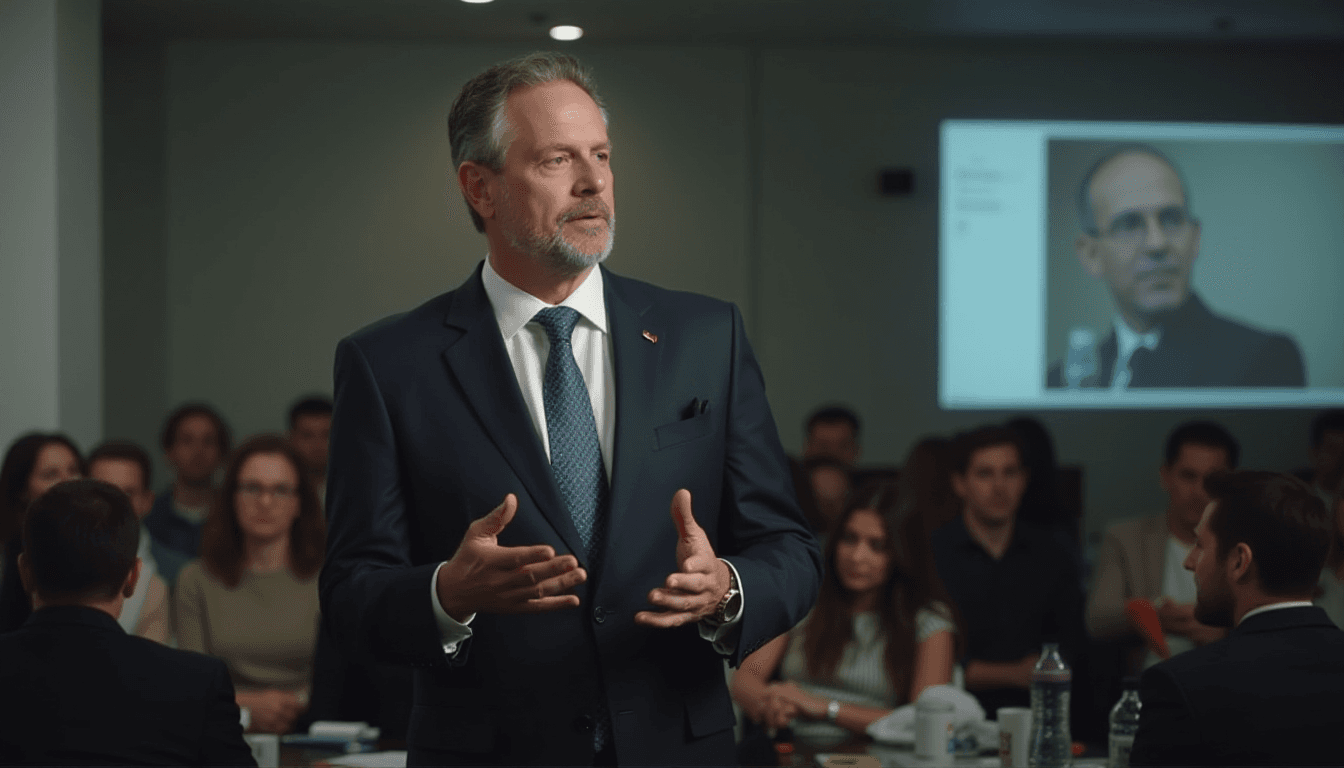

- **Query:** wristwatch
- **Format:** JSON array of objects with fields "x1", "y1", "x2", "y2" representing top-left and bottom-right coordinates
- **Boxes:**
[
  {"x1": 826, "y1": 700, "x2": 841, "y2": 723},
  {"x1": 711, "y1": 565, "x2": 741, "y2": 623}
]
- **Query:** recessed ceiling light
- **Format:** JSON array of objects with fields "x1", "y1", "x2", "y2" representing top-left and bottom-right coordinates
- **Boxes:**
[
  {"x1": 549, "y1": 25, "x2": 583, "y2": 41},
  {"x1": 460, "y1": 0, "x2": 493, "y2": 4}
]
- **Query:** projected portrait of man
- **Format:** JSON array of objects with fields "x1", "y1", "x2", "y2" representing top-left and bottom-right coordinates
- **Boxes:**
[{"x1": 1046, "y1": 145, "x2": 1305, "y2": 389}]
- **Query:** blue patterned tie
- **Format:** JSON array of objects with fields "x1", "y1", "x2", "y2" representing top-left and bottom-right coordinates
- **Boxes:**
[{"x1": 532, "y1": 306, "x2": 611, "y2": 753}]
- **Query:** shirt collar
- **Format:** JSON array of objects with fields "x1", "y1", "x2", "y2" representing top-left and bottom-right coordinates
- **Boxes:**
[
  {"x1": 1238, "y1": 600, "x2": 1315, "y2": 625},
  {"x1": 481, "y1": 256, "x2": 608, "y2": 340},
  {"x1": 1113, "y1": 314, "x2": 1162, "y2": 367}
]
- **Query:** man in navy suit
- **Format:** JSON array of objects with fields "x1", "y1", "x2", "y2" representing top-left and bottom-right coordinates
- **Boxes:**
[
  {"x1": 319, "y1": 52, "x2": 821, "y2": 766},
  {"x1": 1129, "y1": 470, "x2": 1344, "y2": 766},
  {"x1": 1046, "y1": 145, "x2": 1304, "y2": 389},
  {"x1": 0, "y1": 479, "x2": 255, "y2": 766}
]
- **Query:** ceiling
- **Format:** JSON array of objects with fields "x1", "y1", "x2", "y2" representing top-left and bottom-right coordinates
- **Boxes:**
[{"x1": 103, "y1": 0, "x2": 1344, "y2": 44}]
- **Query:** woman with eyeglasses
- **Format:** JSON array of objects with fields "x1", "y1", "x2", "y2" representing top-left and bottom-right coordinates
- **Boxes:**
[
  {"x1": 0, "y1": 432, "x2": 85, "y2": 632},
  {"x1": 732, "y1": 480, "x2": 965, "y2": 750},
  {"x1": 175, "y1": 434, "x2": 325, "y2": 735}
]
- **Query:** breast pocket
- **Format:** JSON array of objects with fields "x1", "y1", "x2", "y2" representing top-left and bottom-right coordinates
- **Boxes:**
[{"x1": 654, "y1": 412, "x2": 713, "y2": 450}]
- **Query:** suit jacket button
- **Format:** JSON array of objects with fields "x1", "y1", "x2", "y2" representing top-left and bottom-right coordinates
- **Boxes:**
[
  {"x1": 593, "y1": 606, "x2": 606, "y2": 624},
  {"x1": 573, "y1": 714, "x2": 595, "y2": 734}
]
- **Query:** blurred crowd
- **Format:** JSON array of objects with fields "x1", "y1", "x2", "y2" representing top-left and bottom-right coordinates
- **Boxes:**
[{"x1": 1, "y1": 399, "x2": 1341, "y2": 755}]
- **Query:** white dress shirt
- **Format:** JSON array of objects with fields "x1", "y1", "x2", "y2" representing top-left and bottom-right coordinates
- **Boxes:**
[
  {"x1": 429, "y1": 258, "x2": 742, "y2": 655},
  {"x1": 1238, "y1": 600, "x2": 1315, "y2": 625},
  {"x1": 1111, "y1": 316, "x2": 1162, "y2": 391}
]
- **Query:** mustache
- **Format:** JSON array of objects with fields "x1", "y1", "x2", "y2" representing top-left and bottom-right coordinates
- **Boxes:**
[{"x1": 559, "y1": 201, "x2": 612, "y2": 225}]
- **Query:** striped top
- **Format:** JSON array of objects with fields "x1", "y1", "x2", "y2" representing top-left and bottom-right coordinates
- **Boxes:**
[{"x1": 780, "y1": 602, "x2": 954, "y2": 742}]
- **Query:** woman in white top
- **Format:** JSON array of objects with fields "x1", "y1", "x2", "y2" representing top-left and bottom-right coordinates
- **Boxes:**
[{"x1": 732, "y1": 481, "x2": 964, "y2": 740}]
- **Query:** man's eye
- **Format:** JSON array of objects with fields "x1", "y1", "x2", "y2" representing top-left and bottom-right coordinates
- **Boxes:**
[
  {"x1": 548, "y1": 156, "x2": 567, "y2": 166},
  {"x1": 1158, "y1": 207, "x2": 1188, "y2": 228},
  {"x1": 596, "y1": 152, "x2": 609, "y2": 161},
  {"x1": 1112, "y1": 212, "x2": 1144, "y2": 233}
]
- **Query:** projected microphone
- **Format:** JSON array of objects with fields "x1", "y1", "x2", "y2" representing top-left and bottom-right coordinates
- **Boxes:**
[{"x1": 1063, "y1": 326, "x2": 1098, "y2": 388}]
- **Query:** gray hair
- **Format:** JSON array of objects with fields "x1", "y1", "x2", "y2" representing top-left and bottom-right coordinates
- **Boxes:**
[
  {"x1": 1075, "y1": 143, "x2": 1192, "y2": 234},
  {"x1": 448, "y1": 52, "x2": 609, "y2": 233}
]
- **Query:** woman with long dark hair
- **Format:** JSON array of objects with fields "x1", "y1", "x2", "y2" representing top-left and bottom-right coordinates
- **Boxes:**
[
  {"x1": 732, "y1": 480, "x2": 964, "y2": 741},
  {"x1": 174, "y1": 434, "x2": 325, "y2": 735},
  {"x1": 0, "y1": 432, "x2": 84, "y2": 631}
]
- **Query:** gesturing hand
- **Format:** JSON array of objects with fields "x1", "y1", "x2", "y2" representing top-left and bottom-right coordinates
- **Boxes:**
[
  {"x1": 435, "y1": 494, "x2": 587, "y2": 621},
  {"x1": 239, "y1": 689, "x2": 304, "y2": 734},
  {"x1": 634, "y1": 489, "x2": 731, "y2": 628}
]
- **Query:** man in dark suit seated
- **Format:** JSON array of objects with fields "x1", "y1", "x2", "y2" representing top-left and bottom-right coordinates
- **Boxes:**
[
  {"x1": 0, "y1": 479, "x2": 256, "y2": 767},
  {"x1": 1046, "y1": 145, "x2": 1304, "y2": 389},
  {"x1": 1129, "y1": 470, "x2": 1344, "y2": 766}
]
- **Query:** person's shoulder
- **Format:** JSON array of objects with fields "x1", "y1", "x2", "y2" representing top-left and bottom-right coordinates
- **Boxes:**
[
  {"x1": 1104, "y1": 512, "x2": 1165, "y2": 541},
  {"x1": 1189, "y1": 296, "x2": 1299, "y2": 349},
  {"x1": 174, "y1": 558, "x2": 214, "y2": 591},
  {"x1": 603, "y1": 268, "x2": 736, "y2": 320}
]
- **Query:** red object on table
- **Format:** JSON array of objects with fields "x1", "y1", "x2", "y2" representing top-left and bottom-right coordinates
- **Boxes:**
[{"x1": 1126, "y1": 598, "x2": 1171, "y2": 660}]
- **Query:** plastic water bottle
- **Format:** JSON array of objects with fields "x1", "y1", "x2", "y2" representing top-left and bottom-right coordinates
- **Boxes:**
[
  {"x1": 1028, "y1": 643, "x2": 1072, "y2": 767},
  {"x1": 1108, "y1": 677, "x2": 1142, "y2": 767}
]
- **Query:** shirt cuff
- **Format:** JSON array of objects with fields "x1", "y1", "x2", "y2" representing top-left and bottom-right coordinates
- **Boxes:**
[
  {"x1": 431, "y1": 561, "x2": 474, "y2": 656},
  {"x1": 698, "y1": 558, "x2": 744, "y2": 655}
]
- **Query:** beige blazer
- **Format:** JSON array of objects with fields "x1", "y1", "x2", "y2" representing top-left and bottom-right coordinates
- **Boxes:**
[{"x1": 1086, "y1": 512, "x2": 1169, "y2": 639}]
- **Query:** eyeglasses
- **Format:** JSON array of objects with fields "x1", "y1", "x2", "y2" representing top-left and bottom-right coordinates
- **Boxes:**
[
  {"x1": 237, "y1": 482, "x2": 299, "y2": 501},
  {"x1": 1097, "y1": 205, "x2": 1195, "y2": 245}
]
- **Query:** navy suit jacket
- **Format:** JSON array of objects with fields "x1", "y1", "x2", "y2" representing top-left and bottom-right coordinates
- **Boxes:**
[
  {"x1": 1129, "y1": 605, "x2": 1344, "y2": 766},
  {"x1": 0, "y1": 605, "x2": 255, "y2": 766},
  {"x1": 1046, "y1": 293, "x2": 1305, "y2": 388},
  {"x1": 319, "y1": 263, "x2": 821, "y2": 766}
]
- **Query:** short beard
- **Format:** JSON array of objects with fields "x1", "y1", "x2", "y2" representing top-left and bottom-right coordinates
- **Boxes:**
[
  {"x1": 504, "y1": 199, "x2": 614, "y2": 278},
  {"x1": 1193, "y1": 569, "x2": 1236, "y2": 628}
]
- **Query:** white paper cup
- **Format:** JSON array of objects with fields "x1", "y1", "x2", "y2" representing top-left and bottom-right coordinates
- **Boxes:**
[
  {"x1": 914, "y1": 700, "x2": 955, "y2": 765},
  {"x1": 997, "y1": 707, "x2": 1032, "y2": 768},
  {"x1": 244, "y1": 733, "x2": 279, "y2": 768}
]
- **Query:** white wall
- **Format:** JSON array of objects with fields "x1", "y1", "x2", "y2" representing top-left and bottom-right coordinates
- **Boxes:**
[
  {"x1": 103, "y1": 36, "x2": 1343, "y2": 541},
  {"x1": 0, "y1": 0, "x2": 101, "y2": 454}
]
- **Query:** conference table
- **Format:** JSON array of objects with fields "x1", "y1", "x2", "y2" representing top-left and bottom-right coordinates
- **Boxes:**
[{"x1": 783, "y1": 734, "x2": 1108, "y2": 768}]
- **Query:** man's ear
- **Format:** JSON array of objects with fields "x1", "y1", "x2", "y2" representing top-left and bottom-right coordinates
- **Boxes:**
[
  {"x1": 1075, "y1": 234, "x2": 1103, "y2": 279},
  {"x1": 950, "y1": 472, "x2": 968, "y2": 502},
  {"x1": 122, "y1": 557, "x2": 143, "y2": 599},
  {"x1": 457, "y1": 161, "x2": 497, "y2": 223},
  {"x1": 1227, "y1": 542, "x2": 1254, "y2": 585}
]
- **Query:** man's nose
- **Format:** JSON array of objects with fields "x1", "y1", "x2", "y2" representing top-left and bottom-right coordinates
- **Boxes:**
[
  {"x1": 573, "y1": 157, "x2": 605, "y2": 196},
  {"x1": 1142, "y1": 212, "x2": 1170, "y2": 254}
]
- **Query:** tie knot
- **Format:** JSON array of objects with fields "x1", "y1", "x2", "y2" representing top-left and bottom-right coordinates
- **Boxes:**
[{"x1": 533, "y1": 306, "x2": 582, "y2": 346}]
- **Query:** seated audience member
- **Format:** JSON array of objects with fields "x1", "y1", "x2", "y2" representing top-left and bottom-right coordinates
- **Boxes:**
[
  {"x1": 1297, "y1": 409, "x2": 1344, "y2": 503},
  {"x1": 287, "y1": 396, "x2": 333, "y2": 507},
  {"x1": 175, "y1": 434, "x2": 323, "y2": 735},
  {"x1": 1317, "y1": 480, "x2": 1344, "y2": 630},
  {"x1": 1005, "y1": 417, "x2": 1071, "y2": 538},
  {"x1": 732, "y1": 482, "x2": 961, "y2": 745},
  {"x1": 931, "y1": 425, "x2": 1085, "y2": 717},
  {"x1": 804, "y1": 405, "x2": 862, "y2": 466},
  {"x1": 789, "y1": 456, "x2": 829, "y2": 533},
  {"x1": 145, "y1": 403, "x2": 232, "y2": 589},
  {"x1": 1129, "y1": 471, "x2": 1344, "y2": 766},
  {"x1": 899, "y1": 437, "x2": 958, "y2": 533},
  {"x1": 805, "y1": 455, "x2": 853, "y2": 536},
  {"x1": 88, "y1": 440, "x2": 170, "y2": 644},
  {"x1": 0, "y1": 432, "x2": 83, "y2": 632},
  {"x1": 1087, "y1": 421, "x2": 1235, "y2": 666},
  {"x1": 0, "y1": 479, "x2": 255, "y2": 766}
]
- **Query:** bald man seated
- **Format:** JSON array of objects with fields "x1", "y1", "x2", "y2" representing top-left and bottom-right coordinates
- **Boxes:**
[{"x1": 1047, "y1": 144, "x2": 1304, "y2": 389}]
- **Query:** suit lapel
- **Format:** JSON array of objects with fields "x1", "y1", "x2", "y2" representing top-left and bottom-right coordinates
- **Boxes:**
[
  {"x1": 602, "y1": 270, "x2": 663, "y2": 572},
  {"x1": 440, "y1": 265, "x2": 587, "y2": 560}
]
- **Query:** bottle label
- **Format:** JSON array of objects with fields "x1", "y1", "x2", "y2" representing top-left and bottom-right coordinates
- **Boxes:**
[{"x1": 1109, "y1": 734, "x2": 1134, "y2": 767}]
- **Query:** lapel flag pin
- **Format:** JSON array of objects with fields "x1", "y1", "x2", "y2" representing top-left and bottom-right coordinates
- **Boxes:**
[{"x1": 642, "y1": 330, "x2": 658, "y2": 343}]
